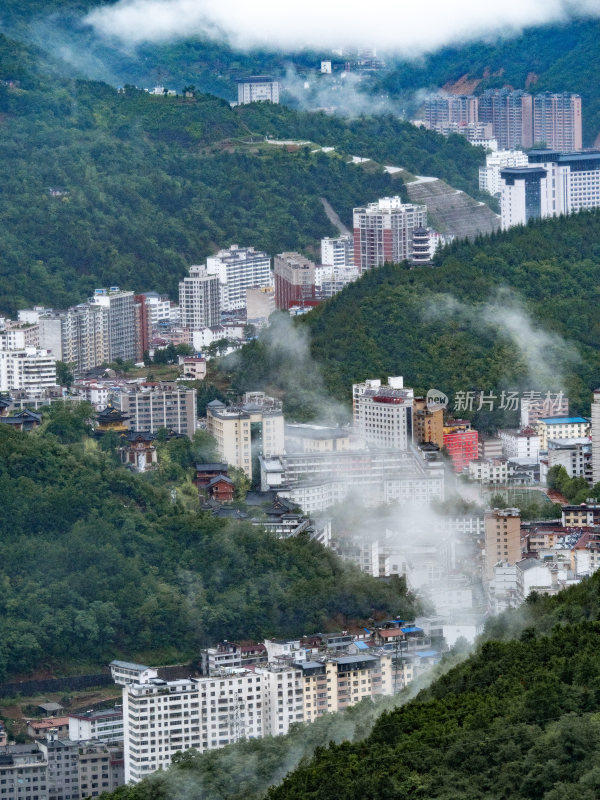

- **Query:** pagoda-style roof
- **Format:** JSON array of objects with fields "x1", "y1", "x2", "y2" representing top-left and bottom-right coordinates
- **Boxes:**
[{"x1": 97, "y1": 404, "x2": 129, "y2": 425}]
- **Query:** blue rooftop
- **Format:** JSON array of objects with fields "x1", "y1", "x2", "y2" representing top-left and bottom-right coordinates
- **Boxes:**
[
  {"x1": 354, "y1": 641, "x2": 369, "y2": 650},
  {"x1": 401, "y1": 626, "x2": 423, "y2": 633},
  {"x1": 416, "y1": 650, "x2": 439, "y2": 658},
  {"x1": 538, "y1": 417, "x2": 588, "y2": 425}
]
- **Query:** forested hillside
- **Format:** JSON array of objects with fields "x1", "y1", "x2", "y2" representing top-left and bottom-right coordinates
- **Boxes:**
[
  {"x1": 377, "y1": 17, "x2": 600, "y2": 146},
  {"x1": 0, "y1": 420, "x2": 416, "y2": 680},
  {"x1": 226, "y1": 210, "x2": 600, "y2": 421},
  {"x1": 0, "y1": 32, "x2": 495, "y2": 313}
]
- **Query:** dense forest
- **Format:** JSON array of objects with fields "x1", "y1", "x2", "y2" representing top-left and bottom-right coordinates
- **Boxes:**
[
  {"x1": 98, "y1": 569, "x2": 600, "y2": 800},
  {"x1": 0, "y1": 418, "x2": 416, "y2": 681},
  {"x1": 225, "y1": 210, "x2": 600, "y2": 421}
]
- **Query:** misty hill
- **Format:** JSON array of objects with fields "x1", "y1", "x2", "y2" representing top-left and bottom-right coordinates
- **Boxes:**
[
  {"x1": 377, "y1": 17, "x2": 600, "y2": 146},
  {"x1": 227, "y1": 210, "x2": 600, "y2": 421},
  {"x1": 0, "y1": 418, "x2": 416, "y2": 681}
]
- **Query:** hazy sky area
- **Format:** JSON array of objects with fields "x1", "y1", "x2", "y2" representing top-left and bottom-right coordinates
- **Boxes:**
[{"x1": 86, "y1": 0, "x2": 600, "y2": 53}]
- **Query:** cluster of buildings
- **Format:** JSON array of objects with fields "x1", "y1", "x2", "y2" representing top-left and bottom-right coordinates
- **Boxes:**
[
  {"x1": 204, "y1": 379, "x2": 445, "y2": 513},
  {"x1": 422, "y1": 90, "x2": 582, "y2": 152},
  {"x1": 0, "y1": 706, "x2": 125, "y2": 800},
  {"x1": 110, "y1": 616, "x2": 443, "y2": 785},
  {"x1": 499, "y1": 149, "x2": 600, "y2": 229}
]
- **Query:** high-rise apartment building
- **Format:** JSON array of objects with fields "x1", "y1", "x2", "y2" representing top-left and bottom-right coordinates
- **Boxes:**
[
  {"x1": 206, "y1": 392, "x2": 284, "y2": 480},
  {"x1": 478, "y1": 90, "x2": 534, "y2": 150},
  {"x1": 352, "y1": 377, "x2": 414, "y2": 450},
  {"x1": 179, "y1": 265, "x2": 221, "y2": 329},
  {"x1": 484, "y1": 508, "x2": 522, "y2": 580},
  {"x1": 90, "y1": 288, "x2": 136, "y2": 363},
  {"x1": 237, "y1": 76, "x2": 280, "y2": 105},
  {"x1": 133, "y1": 295, "x2": 151, "y2": 361},
  {"x1": 39, "y1": 304, "x2": 110, "y2": 373},
  {"x1": 423, "y1": 94, "x2": 478, "y2": 129},
  {"x1": 206, "y1": 246, "x2": 272, "y2": 311},
  {"x1": 321, "y1": 235, "x2": 355, "y2": 268},
  {"x1": 0, "y1": 745, "x2": 48, "y2": 800},
  {"x1": 273, "y1": 252, "x2": 316, "y2": 310},
  {"x1": 353, "y1": 198, "x2": 427, "y2": 272},
  {"x1": 533, "y1": 92, "x2": 582, "y2": 151}
]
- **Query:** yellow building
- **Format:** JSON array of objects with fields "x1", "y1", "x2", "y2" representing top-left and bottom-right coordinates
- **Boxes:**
[
  {"x1": 537, "y1": 416, "x2": 590, "y2": 450},
  {"x1": 413, "y1": 397, "x2": 444, "y2": 448},
  {"x1": 206, "y1": 392, "x2": 284, "y2": 480},
  {"x1": 299, "y1": 654, "x2": 393, "y2": 723},
  {"x1": 95, "y1": 404, "x2": 129, "y2": 436}
]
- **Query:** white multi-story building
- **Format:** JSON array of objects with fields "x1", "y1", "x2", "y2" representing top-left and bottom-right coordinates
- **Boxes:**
[
  {"x1": 206, "y1": 246, "x2": 272, "y2": 311},
  {"x1": 353, "y1": 377, "x2": 414, "y2": 450},
  {"x1": 237, "y1": 76, "x2": 279, "y2": 105},
  {"x1": 90, "y1": 288, "x2": 136, "y2": 363},
  {"x1": 353, "y1": 198, "x2": 427, "y2": 271},
  {"x1": 467, "y1": 458, "x2": 509, "y2": 485},
  {"x1": 68, "y1": 708, "x2": 124, "y2": 743},
  {"x1": 122, "y1": 653, "x2": 393, "y2": 783},
  {"x1": 547, "y1": 438, "x2": 591, "y2": 480},
  {"x1": 123, "y1": 673, "x2": 263, "y2": 783},
  {"x1": 118, "y1": 383, "x2": 197, "y2": 436},
  {"x1": 479, "y1": 149, "x2": 528, "y2": 196},
  {"x1": 179, "y1": 265, "x2": 221, "y2": 330},
  {"x1": 261, "y1": 446, "x2": 445, "y2": 514},
  {"x1": 498, "y1": 428, "x2": 540, "y2": 460},
  {"x1": 39, "y1": 304, "x2": 111, "y2": 373},
  {"x1": 321, "y1": 235, "x2": 354, "y2": 268},
  {"x1": 141, "y1": 293, "x2": 173, "y2": 326},
  {"x1": 0, "y1": 349, "x2": 57, "y2": 396},
  {"x1": 500, "y1": 150, "x2": 600, "y2": 229}
]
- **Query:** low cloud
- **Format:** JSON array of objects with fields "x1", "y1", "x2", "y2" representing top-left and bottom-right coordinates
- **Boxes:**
[{"x1": 85, "y1": 0, "x2": 600, "y2": 53}]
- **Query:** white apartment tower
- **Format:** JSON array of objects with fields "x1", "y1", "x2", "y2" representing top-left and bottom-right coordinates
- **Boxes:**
[
  {"x1": 206, "y1": 246, "x2": 272, "y2": 311},
  {"x1": 179, "y1": 265, "x2": 221, "y2": 329},
  {"x1": 352, "y1": 377, "x2": 414, "y2": 450},
  {"x1": 353, "y1": 198, "x2": 427, "y2": 272},
  {"x1": 123, "y1": 674, "x2": 263, "y2": 784},
  {"x1": 592, "y1": 389, "x2": 600, "y2": 486},
  {"x1": 90, "y1": 288, "x2": 136, "y2": 363},
  {"x1": 321, "y1": 235, "x2": 354, "y2": 268},
  {"x1": 237, "y1": 77, "x2": 280, "y2": 105}
]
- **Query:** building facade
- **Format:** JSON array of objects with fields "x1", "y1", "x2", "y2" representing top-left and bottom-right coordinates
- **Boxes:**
[
  {"x1": 353, "y1": 377, "x2": 414, "y2": 450},
  {"x1": 353, "y1": 198, "x2": 427, "y2": 272},
  {"x1": 237, "y1": 77, "x2": 279, "y2": 105},
  {"x1": 484, "y1": 508, "x2": 522, "y2": 580},
  {"x1": 273, "y1": 253, "x2": 316, "y2": 311},
  {"x1": 206, "y1": 246, "x2": 272, "y2": 311},
  {"x1": 179, "y1": 266, "x2": 221, "y2": 330},
  {"x1": 118, "y1": 384, "x2": 197, "y2": 436},
  {"x1": 533, "y1": 92, "x2": 582, "y2": 151},
  {"x1": 90, "y1": 288, "x2": 136, "y2": 363},
  {"x1": 206, "y1": 393, "x2": 284, "y2": 480}
]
